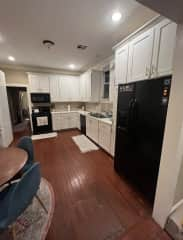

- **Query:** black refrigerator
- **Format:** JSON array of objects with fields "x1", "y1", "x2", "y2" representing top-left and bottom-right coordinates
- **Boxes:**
[{"x1": 114, "y1": 76, "x2": 171, "y2": 203}]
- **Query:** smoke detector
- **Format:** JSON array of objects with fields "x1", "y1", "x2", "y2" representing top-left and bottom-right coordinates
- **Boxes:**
[
  {"x1": 42, "y1": 40, "x2": 55, "y2": 49},
  {"x1": 77, "y1": 44, "x2": 88, "y2": 50}
]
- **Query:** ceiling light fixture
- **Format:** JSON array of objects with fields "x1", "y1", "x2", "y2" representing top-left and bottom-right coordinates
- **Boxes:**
[
  {"x1": 69, "y1": 64, "x2": 76, "y2": 70},
  {"x1": 112, "y1": 12, "x2": 122, "y2": 22},
  {"x1": 42, "y1": 40, "x2": 55, "y2": 49},
  {"x1": 8, "y1": 56, "x2": 15, "y2": 61}
]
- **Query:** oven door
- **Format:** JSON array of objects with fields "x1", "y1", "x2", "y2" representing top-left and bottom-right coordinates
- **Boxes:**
[{"x1": 32, "y1": 112, "x2": 52, "y2": 134}]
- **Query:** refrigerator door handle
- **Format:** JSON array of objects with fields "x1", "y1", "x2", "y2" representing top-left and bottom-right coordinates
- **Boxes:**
[{"x1": 117, "y1": 126, "x2": 128, "y2": 131}]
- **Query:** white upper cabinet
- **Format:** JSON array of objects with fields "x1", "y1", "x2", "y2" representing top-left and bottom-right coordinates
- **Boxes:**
[
  {"x1": 29, "y1": 74, "x2": 50, "y2": 93},
  {"x1": 114, "y1": 18, "x2": 177, "y2": 84},
  {"x1": 79, "y1": 72, "x2": 91, "y2": 102},
  {"x1": 79, "y1": 70, "x2": 101, "y2": 102},
  {"x1": 60, "y1": 75, "x2": 80, "y2": 101},
  {"x1": 152, "y1": 19, "x2": 177, "y2": 78},
  {"x1": 128, "y1": 28, "x2": 154, "y2": 82},
  {"x1": 50, "y1": 75, "x2": 61, "y2": 102},
  {"x1": 115, "y1": 43, "x2": 129, "y2": 85}
]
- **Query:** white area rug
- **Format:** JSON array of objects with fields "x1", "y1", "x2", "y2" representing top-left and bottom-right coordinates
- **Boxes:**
[
  {"x1": 72, "y1": 135, "x2": 99, "y2": 153},
  {"x1": 32, "y1": 132, "x2": 58, "y2": 141}
]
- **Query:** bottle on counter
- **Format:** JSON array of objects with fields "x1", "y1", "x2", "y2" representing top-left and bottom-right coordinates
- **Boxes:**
[{"x1": 68, "y1": 104, "x2": 71, "y2": 112}]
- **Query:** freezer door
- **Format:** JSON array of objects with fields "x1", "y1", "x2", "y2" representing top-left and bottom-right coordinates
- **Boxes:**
[{"x1": 114, "y1": 83, "x2": 136, "y2": 173}]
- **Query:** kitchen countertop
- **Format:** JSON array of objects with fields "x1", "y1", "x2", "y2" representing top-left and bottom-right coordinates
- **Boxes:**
[
  {"x1": 51, "y1": 110, "x2": 113, "y2": 125},
  {"x1": 86, "y1": 114, "x2": 113, "y2": 125}
]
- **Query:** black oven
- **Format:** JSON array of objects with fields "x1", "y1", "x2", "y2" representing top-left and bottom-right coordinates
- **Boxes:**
[{"x1": 31, "y1": 93, "x2": 50, "y2": 103}]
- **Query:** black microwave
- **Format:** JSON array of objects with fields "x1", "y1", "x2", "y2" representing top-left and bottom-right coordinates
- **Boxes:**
[{"x1": 31, "y1": 93, "x2": 50, "y2": 103}]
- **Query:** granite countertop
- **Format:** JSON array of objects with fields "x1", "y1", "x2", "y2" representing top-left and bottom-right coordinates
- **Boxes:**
[
  {"x1": 86, "y1": 114, "x2": 113, "y2": 125},
  {"x1": 51, "y1": 110, "x2": 113, "y2": 125}
]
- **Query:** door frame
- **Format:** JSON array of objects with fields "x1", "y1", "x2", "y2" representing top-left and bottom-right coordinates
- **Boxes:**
[{"x1": 6, "y1": 83, "x2": 33, "y2": 131}]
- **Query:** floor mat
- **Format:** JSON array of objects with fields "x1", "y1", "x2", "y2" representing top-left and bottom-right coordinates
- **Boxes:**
[{"x1": 72, "y1": 135, "x2": 99, "y2": 153}]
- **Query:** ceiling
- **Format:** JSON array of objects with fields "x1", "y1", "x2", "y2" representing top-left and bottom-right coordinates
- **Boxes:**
[
  {"x1": 136, "y1": 0, "x2": 183, "y2": 23},
  {"x1": 0, "y1": 0, "x2": 157, "y2": 72}
]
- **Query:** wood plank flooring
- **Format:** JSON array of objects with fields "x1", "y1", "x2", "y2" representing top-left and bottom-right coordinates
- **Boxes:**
[{"x1": 15, "y1": 129, "x2": 171, "y2": 240}]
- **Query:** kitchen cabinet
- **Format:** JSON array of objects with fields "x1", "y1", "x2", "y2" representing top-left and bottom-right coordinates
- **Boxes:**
[
  {"x1": 80, "y1": 70, "x2": 102, "y2": 102},
  {"x1": 98, "y1": 121, "x2": 111, "y2": 153},
  {"x1": 128, "y1": 28, "x2": 154, "y2": 82},
  {"x1": 29, "y1": 74, "x2": 50, "y2": 93},
  {"x1": 114, "y1": 18, "x2": 177, "y2": 84},
  {"x1": 115, "y1": 43, "x2": 129, "y2": 85},
  {"x1": 52, "y1": 112, "x2": 79, "y2": 131},
  {"x1": 50, "y1": 75, "x2": 61, "y2": 102},
  {"x1": 60, "y1": 76, "x2": 80, "y2": 102},
  {"x1": 50, "y1": 75, "x2": 80, "y2": 102},
  {"x1": 86, "y1": 116, "x2": 99, "y2": 143},
  {"x1": 152, "y1": 19, "x2": 177, "y2": 78},
  {"x1": 79, "y1": 72, "x2": 91, "y2": 102}
]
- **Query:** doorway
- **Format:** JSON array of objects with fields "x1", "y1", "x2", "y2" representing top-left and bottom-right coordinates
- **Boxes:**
[{"x1": 7, "y1": 86, "x2": 31, "y2": 138}]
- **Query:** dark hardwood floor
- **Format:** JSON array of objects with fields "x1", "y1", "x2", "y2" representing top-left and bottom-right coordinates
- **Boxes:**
[{"x1": 14, "y1": 129, "x2": 171, "y2": 240}]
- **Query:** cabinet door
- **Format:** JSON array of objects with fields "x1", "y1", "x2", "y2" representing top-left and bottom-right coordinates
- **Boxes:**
[
  {"x1": 86, "y1": 117, "x2": 99, "y2": 143},
  {"x1": 128, "y1": 28, "x2": 154, "y2": 82},
  {"x1": 68, "y1": 76, "x2": 80, "y2": 101},
  {"x1": 152, "y1": 19, "x2": 177, "y2": 77},
  {"x1": 50, "y1": 75, "x2": 61, "y2": 102},
  {"x1": 60, "y1": 76, "x2": 70, "y2": 101},
  {"x1": 68, "y1": 113, "x2": 78, "y2": 128},
  {"x1": 98, "y1": 122, "x2": 111, "y2": 153},
  {"x1": 85, "y1": 71, "x2": 91, "y2": 101},
  {"x1": 52, "y1": 113, "x2": 61, "y2": 131},
  {"x1": 60, "y1": 114, "x2": 69, "y2": 129},
  {"x1": 29, "y1": 75, "x2": 40, "y2": 93},
  {"x1": 115, "y1": 44, "x2": 129, "y2": 85},
  {"x1": 39, "y1": 75, "x2": 50, "y2": 93},
  {"x1": 79, "y1": 74, "x2": 86, "y2": 101}
]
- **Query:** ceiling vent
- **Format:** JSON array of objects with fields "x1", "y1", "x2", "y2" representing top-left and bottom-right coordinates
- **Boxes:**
[{"x1": 77, "y1": 44, "x2": 88, "y2": 50}]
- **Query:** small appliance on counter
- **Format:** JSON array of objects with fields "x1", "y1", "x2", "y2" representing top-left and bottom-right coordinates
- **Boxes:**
[{"x1": 31, "y1": 93, "x2": 53, "y2": 135}]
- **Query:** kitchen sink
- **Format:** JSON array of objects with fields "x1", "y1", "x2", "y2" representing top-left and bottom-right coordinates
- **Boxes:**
[{"x1": 89, "y1": 112, "x2": 112, "y2": 119}]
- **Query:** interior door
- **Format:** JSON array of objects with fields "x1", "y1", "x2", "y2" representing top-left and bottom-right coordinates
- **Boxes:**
[
  {"x1": 0, "y1": 71, "x2": 13, "y2": 147},
  {"x1": 128, "y1": 28, "x2": 154, "y2": 82},
  {"x1": 115, "y1": 44, "x2": 129, "y2": 85}
]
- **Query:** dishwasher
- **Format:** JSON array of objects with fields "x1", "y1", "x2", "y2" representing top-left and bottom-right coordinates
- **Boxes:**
[{"x1": 80, "y1": 114, "x2": 86, "y2": 135}]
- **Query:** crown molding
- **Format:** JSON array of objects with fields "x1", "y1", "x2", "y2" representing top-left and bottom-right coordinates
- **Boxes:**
[{"x1": 0, "y1": 63, "x2": 82, "y2": 76}]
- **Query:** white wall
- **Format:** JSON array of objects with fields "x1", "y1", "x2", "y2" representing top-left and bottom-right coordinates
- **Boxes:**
[
  {"x1": 153, "y1": 24, "x2": 183, "y2": 227},
  {"x1": 174, "y1": 154, "x2": 183, "y2": 205}
]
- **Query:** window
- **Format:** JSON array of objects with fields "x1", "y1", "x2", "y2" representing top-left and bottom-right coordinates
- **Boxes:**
[{"x1": 103, "y1": 70, "x2": 110, "y2": 99}]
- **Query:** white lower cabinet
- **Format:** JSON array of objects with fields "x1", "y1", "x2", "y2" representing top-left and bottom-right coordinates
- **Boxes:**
[
  {"x1": 86, "y1": 116, "x2": 112, "y2": 154},
  {"x1": 98, "y1": 122, "x2": 111, "y2": 153},
  {"x1": 52, "y1": 112, "x2": 80, "y2": 131},
  {"x1": 86, "y1": 117, "x2": 99, "y2": 143}
]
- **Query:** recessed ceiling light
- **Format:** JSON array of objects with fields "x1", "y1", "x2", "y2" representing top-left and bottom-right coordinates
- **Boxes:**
[
  {"x1": 8, "y1": 56, "x2": 15, "y2": 61},
  {"x1": 69, "y1": 64, "x2": 76, "y2": 70},
  {"x1": 112, "y1": 12, "x2": 122, "y2": 22}
]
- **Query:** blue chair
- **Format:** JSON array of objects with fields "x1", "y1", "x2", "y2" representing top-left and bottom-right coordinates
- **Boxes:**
[
  {"x1": 0, "y1": 162, "x2": 47, "y2": 239},
  {"x1": 17, "y1": 136, "x2": 34, "y2": 172}
]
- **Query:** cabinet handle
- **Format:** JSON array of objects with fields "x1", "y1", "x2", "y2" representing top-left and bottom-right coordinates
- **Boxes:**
[
  {"x1": 145, "y1": 67, "x2": 150, "y2": 77},
  {"x1": 151, "y1": 65, "x2": 157, "y2": 76}
]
